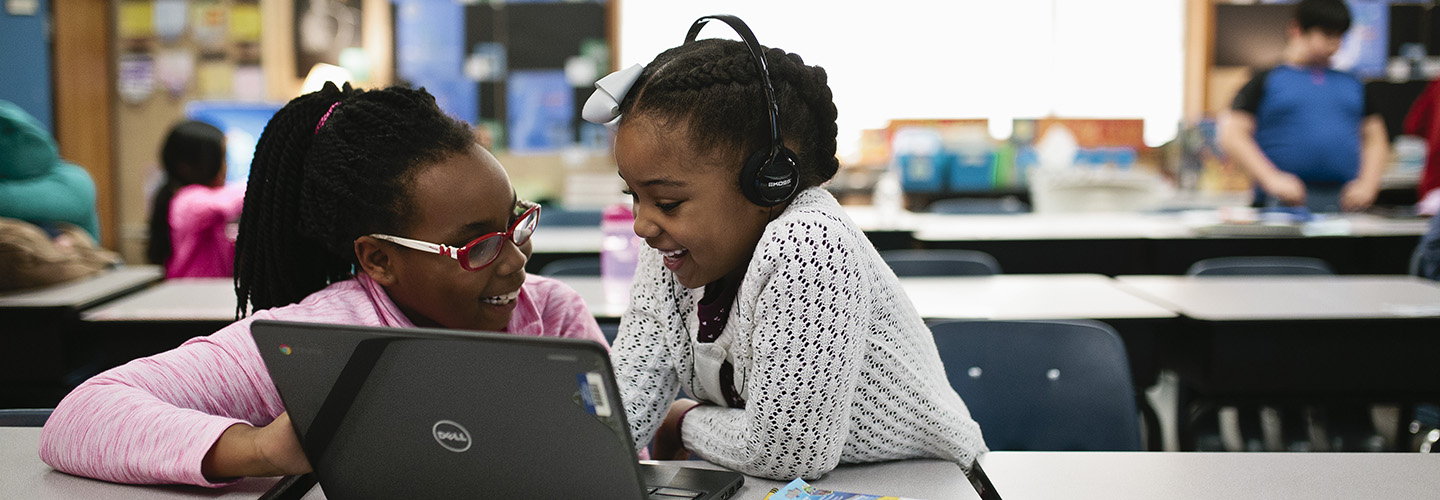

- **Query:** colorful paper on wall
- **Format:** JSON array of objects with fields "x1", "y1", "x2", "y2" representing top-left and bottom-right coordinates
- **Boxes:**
[
  {"x1": 197, "y1": 60, "x2": 234, "y2": 98},
  {"x1": 230, "y1": 4, "x2": 262, "y2": 43},
  {"x1": 233, "y1": 65, "x2": 265, "y2": 101},
  {"x1": 152, "y1": 0, "x2": 187, "y2": 42},
  {"x1": 506, "y1": 69, "x2": 573, "y2": 153},
  {"x1": 118, "y1": 0, "x2": 156, "y2": 40},
  {"x1": 118, "y1": 53, "x2": 156, "y2": 104},
  {"x1": 191, "y1": 1, "x2": 230, "y2": 55},
  {"x1": 155, "y1": 48, "x2": 196, "y2": 97}
]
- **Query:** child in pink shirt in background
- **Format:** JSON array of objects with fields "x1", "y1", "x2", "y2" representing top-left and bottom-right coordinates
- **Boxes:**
[
  {"x1": 147, "y1": 120, "x2": 246, "y2": 278},
  {"x1": 40, "y1": 83, "x2": 615, "y2": 486}
]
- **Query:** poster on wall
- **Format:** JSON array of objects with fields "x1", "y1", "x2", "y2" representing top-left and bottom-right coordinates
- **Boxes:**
[{"x1": 294, "y1": 0, "x2": 363, "y2": 78}]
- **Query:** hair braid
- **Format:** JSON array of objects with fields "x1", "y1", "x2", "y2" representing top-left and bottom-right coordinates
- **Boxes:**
[
  {"x1": 621, "y1": 39, "x2": 840, "y2": 190},
  {"x1": 234, "y1": 82, "x2": 473, "y2": 317}
]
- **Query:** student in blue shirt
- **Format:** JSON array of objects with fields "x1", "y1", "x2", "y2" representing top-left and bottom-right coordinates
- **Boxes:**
[{"x1": 1220, "y1": 0, "x2": 1388, "y2": 213}]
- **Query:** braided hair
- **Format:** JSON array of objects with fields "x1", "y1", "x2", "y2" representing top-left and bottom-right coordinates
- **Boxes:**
[
  {"x1": 234, "y1": 82, "x2": 474, "y2": 317},
  {"x1": 618, "y1": 39, "x2": 839, "y2": 191},
  {"x1": 147, "y1": 120, "x2": 226, "y2": 266}
]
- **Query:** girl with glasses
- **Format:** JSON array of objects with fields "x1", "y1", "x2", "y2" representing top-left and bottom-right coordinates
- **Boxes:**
[{"x1": 41, "y1": 83, "x2": 610, "y2": 485}]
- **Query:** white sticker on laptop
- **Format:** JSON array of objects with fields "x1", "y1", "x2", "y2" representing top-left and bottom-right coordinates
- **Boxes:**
[{"x1": 577, "y1": 372, "x2": 612, "y2": 417}]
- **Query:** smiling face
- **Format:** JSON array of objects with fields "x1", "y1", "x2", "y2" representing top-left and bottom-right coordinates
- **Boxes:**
[
  {"x1": 615, "y1": 115, "x2": 776, "y2": 289},
  {"x1": 366, "y1": 144, "x2": 530, "y2": 331}
]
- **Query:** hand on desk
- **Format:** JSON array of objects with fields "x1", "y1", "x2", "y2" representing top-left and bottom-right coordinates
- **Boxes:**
[
  {"x1": 202, "y1": 412, "x2": 312, "y2": 480},
  {"x1": 1259, "y1": 171, "x2": 1307, "y2": 207},
  {"x1": 1340, "y1": 177, "x2": 1379, "y2": 212},
  {"x1": 653, "y1": 399, "x2": 701, "y2": 461}
]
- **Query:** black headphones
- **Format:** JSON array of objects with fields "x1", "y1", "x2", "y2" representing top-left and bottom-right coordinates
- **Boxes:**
[{"x1": 685, "y1": 15, "x2": 800, "y2": 208}]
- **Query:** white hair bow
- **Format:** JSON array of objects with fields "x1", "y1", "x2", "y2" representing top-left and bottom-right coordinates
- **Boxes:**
[{"x1": 582, "y1": 64, "x2": 644, "y2": 131}]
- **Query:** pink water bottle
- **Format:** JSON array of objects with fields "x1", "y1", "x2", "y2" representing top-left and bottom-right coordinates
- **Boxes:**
[{"x1": 600, "y1": 203, "x2": 641, "y2": 306}]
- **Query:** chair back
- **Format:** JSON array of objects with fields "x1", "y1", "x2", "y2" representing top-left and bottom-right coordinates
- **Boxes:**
[
  {"x1": 881, "y1": 249, "x2": 1001, "y2": 276},
  {"x1": 930, "y1": 320, "x2": 1141, "y2": 451},
  {"x1": 540, "y1": 257, "x2": 603, "y2": 277},
  {"x1": 1186, "y1": 256, "x2": 1334, "y2": 276},
  {"x1": 599, "y1": 322, "x2": 620, "y2": 345},
  {"x1": 0, "y1": 408, "x2": 53, "y2": 427}
]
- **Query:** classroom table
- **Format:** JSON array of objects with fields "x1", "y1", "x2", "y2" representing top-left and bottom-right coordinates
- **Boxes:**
[
  {"x1": 914, "y1": 212, "x2": 1429, "y2": 275},
  {"x1": 0, "y1": 266, "x2": 163, "y2": 311},
  {"x1": 80, "y1": 278, "x2": 236, "y2": 323},
  {"x1": 554, "y1": 274, "x2": 1179, "y2": 322},
  {"x1": 1115, "y1": 275, "x2": 1440, "y2": 449},
  {"x1": 7, "y1": 427, "x2": 1440, "y2": 500},
  {"x1": 76, "y1": 278, "x2": 239, "y2": 376},
  {"x1": 0, "y1": 266, "x2": 164, "y2": 408}
]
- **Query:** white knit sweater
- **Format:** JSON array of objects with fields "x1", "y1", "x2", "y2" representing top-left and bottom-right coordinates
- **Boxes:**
[{"x1": 612, "y1": 187, "x2": 988, "y2": 480}]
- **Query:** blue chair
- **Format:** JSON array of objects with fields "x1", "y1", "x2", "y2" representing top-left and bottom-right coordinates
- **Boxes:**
[
  {"x1": 929, "y1": 320, "x2": 1141, "y2": 451},
  {"x1": 880, "y1": 249, "x2": 1001, "y2": 276},
  {"x1": 1186, "y1": 256, "x2": 1333, "y2": 276},
  {"x1": 927, "y1": 196, "x2": 1029, "y2": 214},
  {"x1": 0, "y1": 408, "x2": 53, "y2": 427},
  {"x1": 599, "y1": 322, "x2": 620, "y2": 345},
  {"x1": 540, "y1": 257, "x2": 602, "y2": 277},
  {"x1": 538, "y1": 206, "x2": 602, "y2": 227}
]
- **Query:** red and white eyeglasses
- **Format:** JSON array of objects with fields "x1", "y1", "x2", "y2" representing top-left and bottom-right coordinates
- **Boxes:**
[{"x1": 369, "y1": 205, "x2": 540, "y2": 272}]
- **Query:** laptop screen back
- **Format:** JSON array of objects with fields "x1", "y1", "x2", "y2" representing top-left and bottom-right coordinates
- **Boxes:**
[{"x1": 252, "y1": 320, "x2": 648, "y2": 500}]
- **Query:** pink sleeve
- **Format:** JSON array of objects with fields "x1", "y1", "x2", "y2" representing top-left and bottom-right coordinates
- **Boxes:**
[
  {"x1": 39, "y1": 314, "x2": 286, "y2": 486},
  {"x1": 170, "y1": 184, "x2": 246, "y2": 233},
  {"x1": 531, "y1": 277, "x2": 610, "y2": 349}
]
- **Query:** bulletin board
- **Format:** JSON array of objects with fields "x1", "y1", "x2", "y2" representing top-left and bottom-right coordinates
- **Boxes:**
[{"x1": 393, "y1": 0, "x2": 611, "y2": 154}]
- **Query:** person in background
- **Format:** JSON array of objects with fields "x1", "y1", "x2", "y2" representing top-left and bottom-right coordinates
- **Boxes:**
[
  {"x1": 40, "y1": 83, "x2": 610, "y2": 486},
  {"x1": 147, "y1": 120, "x2": 246, "y2": 278},
  {"x1": 1414, "y1": 212, "x2": 1440, "y2": 280},
  {"x1": 591, "y1": 16, "x2": 986, "y2": 481},
  {"x1": 1402, "y1": 76, "x2": 1440, "y2": 216},
  {"x1": 1220, "y1": 0, "x2": 1388, "y2": 213},
  {"x1": 0, "y1": 100, "x2": 101, "y2": 240}
]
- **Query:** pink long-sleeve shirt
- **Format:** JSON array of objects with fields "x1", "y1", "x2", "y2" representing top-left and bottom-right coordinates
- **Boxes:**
[
  {"x1": 166, "y1": 183, "x2": 246, "y2": 278},
  {"x1": 39, "y1": 273, "x2": 609, "y2": 486}
]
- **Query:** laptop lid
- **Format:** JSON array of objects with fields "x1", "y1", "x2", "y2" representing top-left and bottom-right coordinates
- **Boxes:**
[{"x1": 252, "y1": 319, "x2": 739, "y2": 500}]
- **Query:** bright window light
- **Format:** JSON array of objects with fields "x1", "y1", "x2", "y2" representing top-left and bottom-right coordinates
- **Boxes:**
[{"x1": 618, "y1": 1, "x2": 1185, "y2": 158}]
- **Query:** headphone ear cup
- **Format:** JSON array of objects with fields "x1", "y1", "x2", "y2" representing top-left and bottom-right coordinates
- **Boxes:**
[{"x1": 739, "y1": 146, "x2": 800, "y2": 207}]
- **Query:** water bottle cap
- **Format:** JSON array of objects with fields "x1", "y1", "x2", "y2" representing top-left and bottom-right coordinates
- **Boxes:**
[{"x1": 602, "y1": 203, "x2": 634, "y2": 222}]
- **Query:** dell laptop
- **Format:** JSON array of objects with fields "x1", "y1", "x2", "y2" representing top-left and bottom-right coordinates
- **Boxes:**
[{"x1": 251, "y1": 319, "x2": 744, "y2": 500}]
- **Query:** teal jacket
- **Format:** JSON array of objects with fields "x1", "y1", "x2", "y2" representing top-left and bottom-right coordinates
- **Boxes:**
[{"x1": 0, "y1": 100, "x2": 100, "y2": 240}]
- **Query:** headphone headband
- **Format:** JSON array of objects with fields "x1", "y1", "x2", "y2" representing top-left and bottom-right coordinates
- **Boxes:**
[{"x1": 685, "y1": 15, "x2": 783, "y2": 153}]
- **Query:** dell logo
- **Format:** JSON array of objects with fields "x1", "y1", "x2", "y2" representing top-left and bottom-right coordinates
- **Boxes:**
[{"x1": 432, "y1": 420, "x2": 472, "y2": 453}]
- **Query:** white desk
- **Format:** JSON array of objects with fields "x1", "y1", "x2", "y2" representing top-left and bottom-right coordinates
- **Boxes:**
[
  {"x1": 8, "y1": 427, "x2": 1440, "y2": 500},
  {"x1": 0, "y1": 427, "x2": 281, "y2": 500},
  {"x1": 0, "y1": 266, "x2": 163, "y2": 311},
  {"x1": 900, "y1": 274, "x2": 1176, "y2": 320},
  {"x1": 1115, "y1": 275, "x2": 1440, "y2": 321},
  {"x1": 554, "y1": 274, "x2": 1178, "y2": 322},
  {"x1": 529, "y1": 226, "x2": 604, "y2": 254},
  {"x1": 913, "y1": 212, "x2": 1430, "y2": 242},
  {"x1": 81, "y1": 278, "x2": 236, "y2": 322}
]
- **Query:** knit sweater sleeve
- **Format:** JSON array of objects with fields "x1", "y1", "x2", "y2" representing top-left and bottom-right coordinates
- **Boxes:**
[
  {"x1": 680, "y1": 211, "x2": 868, "y2": 480},
  {"x1": 38, "y1": 314, "x2": 285, "y2": 486},
  {"x1": 611, "y1": 245, "x2": 684, "y2": 452}
]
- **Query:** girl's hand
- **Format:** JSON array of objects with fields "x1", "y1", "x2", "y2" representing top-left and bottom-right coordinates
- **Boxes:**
[
  {"x1": 202, "y1": 412, "x2": 312, "y2": 480},
  {"x1": 652, "y1": 399, "x2": 701, "y2": 460}
]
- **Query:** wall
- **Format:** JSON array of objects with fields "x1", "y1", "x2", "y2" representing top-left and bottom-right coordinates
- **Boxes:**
[
  {"x1": 111, "y1": 0, "x2": 393, "y2": 264},
  {"x1": 0, "y1": 0, "x2": 52, "y2": 130}
]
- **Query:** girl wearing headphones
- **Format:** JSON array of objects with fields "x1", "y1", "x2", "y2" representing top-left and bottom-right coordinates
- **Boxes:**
[{"x1": 586, "y1": 15, "x2": 987, "y2": 480}]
